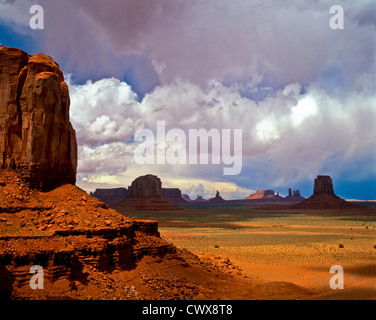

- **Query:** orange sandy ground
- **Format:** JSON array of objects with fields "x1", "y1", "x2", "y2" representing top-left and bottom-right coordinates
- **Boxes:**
[{"x1": 158, "y1": 210, "x2": 376, "y2": 300}]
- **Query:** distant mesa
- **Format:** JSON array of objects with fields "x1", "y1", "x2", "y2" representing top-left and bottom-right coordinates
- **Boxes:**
[
  {"x1": 246, "y1": 188, "x2": 306, "y2": 202},
  {"x1": 189, "y1": 195, "x2": 208, "y2": 203},
  {"x1": 0, "y1": 46, "x2": 77, "y2": 190},
  {"x1": 91, "y1": 186, "x2": 188, "y2": 206},
  {"x1": 223, "y1": 188, "x2": 305, "y2": 204},
  {"x1": 93, "y1": 185, "x2": 306, "y2": 206},
  {"x1": 91, "y1": 175, "x2": 359, "y2": 211},
  {"x1": 298, "y1": 175, "x2": 358, "y2": 209},
  {"x1": 246, "y1": 189, "x2": 279, "y2": 200},
  {"x1": 182, "y1": 191, "x2": 227, "y2": 204},
  {"x1": 90, "y1": 188, "x2": 128, "y2": 206},
  {"x1": 162, "y1": 188, "x2": 189, "y2": 204},
  {"x1": 114, "y1": 174, "x2": 183, "y2": 211}
]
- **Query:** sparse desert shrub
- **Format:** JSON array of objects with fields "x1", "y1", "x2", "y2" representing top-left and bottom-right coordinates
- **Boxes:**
[
  {"x1": 374, "y1": 245, "x2": 376, "y2": 249},
  {"x1": 214, "y1": 245, "x2": 219, "y2": 248},
  {"x1": 339, "y1": 244, "x2": 344, "y2": 248}
]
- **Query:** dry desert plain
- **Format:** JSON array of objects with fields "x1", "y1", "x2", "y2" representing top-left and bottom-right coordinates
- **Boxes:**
[{"x1": 118, "y1": 203, "x2": 376, "y2": 300}]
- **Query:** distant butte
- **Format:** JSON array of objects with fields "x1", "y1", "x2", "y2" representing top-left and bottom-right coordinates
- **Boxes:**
[
  {"x1": 114, "y1": 174, "x2": 183, "y2": 211},
  {"x1": 298, "y1": 175, "x2": 358, "y2": 209},
  {"x1": 209, "y1": 191, "x2": 227, "y2": 203}
]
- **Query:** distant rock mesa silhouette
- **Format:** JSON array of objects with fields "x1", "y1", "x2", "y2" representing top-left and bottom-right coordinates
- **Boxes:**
[
  {"x1": 299, "y1": 175, "x2": 357, "y2": 209},
  {"x1": 209, "y1": 191, "x2": 226, "y2": 203},
  {"x1": 313, "y1": 175, "x2": 335, "y2": 196},
  {"x1": 114, "y1": 174, "x2": 183, "y2": 211},
  {"x1": 90, "y1": 188, "x2": 129, "y2": 206}
]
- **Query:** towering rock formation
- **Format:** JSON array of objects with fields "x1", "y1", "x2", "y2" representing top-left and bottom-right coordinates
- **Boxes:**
[
  {"x1": 299, "y1": 175, "x2": 357, "y2": 209},
  {"x1": 285, "y1": 188, "x2": 305, "y2": 202},
  {"x1": 0, "y1": 46, "x2": 77, "y2": 191},
  {"x1": 114, "y1": 174, "x2": 183, "y2": 211},
  {"x1": 313, "y1": 175, "x2": 335, "y2": 196},
  {"x1": 129, "y1": 174, "x2": 162, "y2": 198},
  {"x1": 293, "y1": 190, "x2": 301, "y2": 197},
  {"x1": 209, "y1": 190, "x2": 226, "y2": 203}
]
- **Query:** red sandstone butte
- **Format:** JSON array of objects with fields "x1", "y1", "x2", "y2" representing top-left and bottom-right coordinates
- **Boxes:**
[
  {"x1": 115, "y1": 174, "x2": 183, "y2": 211},
  {"x1": 299, "y1": 175, "x2": 358, "y2": 209},
  {"x1": 0, "y1": 46, "x2": 77, "y2": 191}
]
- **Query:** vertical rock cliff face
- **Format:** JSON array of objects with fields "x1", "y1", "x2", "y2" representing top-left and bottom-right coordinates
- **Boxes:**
[
  {"x1": 299, "y1": 175, "x2": 358, "y2": 209},
  {"x1": 129, "y1": 174, "x2": 162, "y2": 198},
  {"x1": 0, "y1": 46, "x2": 77, "y2": 191},
  {"x1": 313, "y1": 175, "x2": 335, "y2": 196}
]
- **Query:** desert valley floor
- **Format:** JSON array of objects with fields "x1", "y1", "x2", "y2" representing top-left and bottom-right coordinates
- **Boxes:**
[{"x1": 115, "y1": 203, "x2": 376, "y2": 300}]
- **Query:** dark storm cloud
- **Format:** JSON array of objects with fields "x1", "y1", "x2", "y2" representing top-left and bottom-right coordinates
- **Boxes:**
[
  {"x1": 1, "y1": 0, "x2": 375, "y2": 197},
  {"x1": 1, "y1": 0, "x2": 375, "y2": 93}
]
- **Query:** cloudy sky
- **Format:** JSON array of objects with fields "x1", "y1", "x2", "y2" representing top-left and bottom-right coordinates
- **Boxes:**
[{"x1": 1, "y1": 0, "x2": 375, "y2": 199}]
